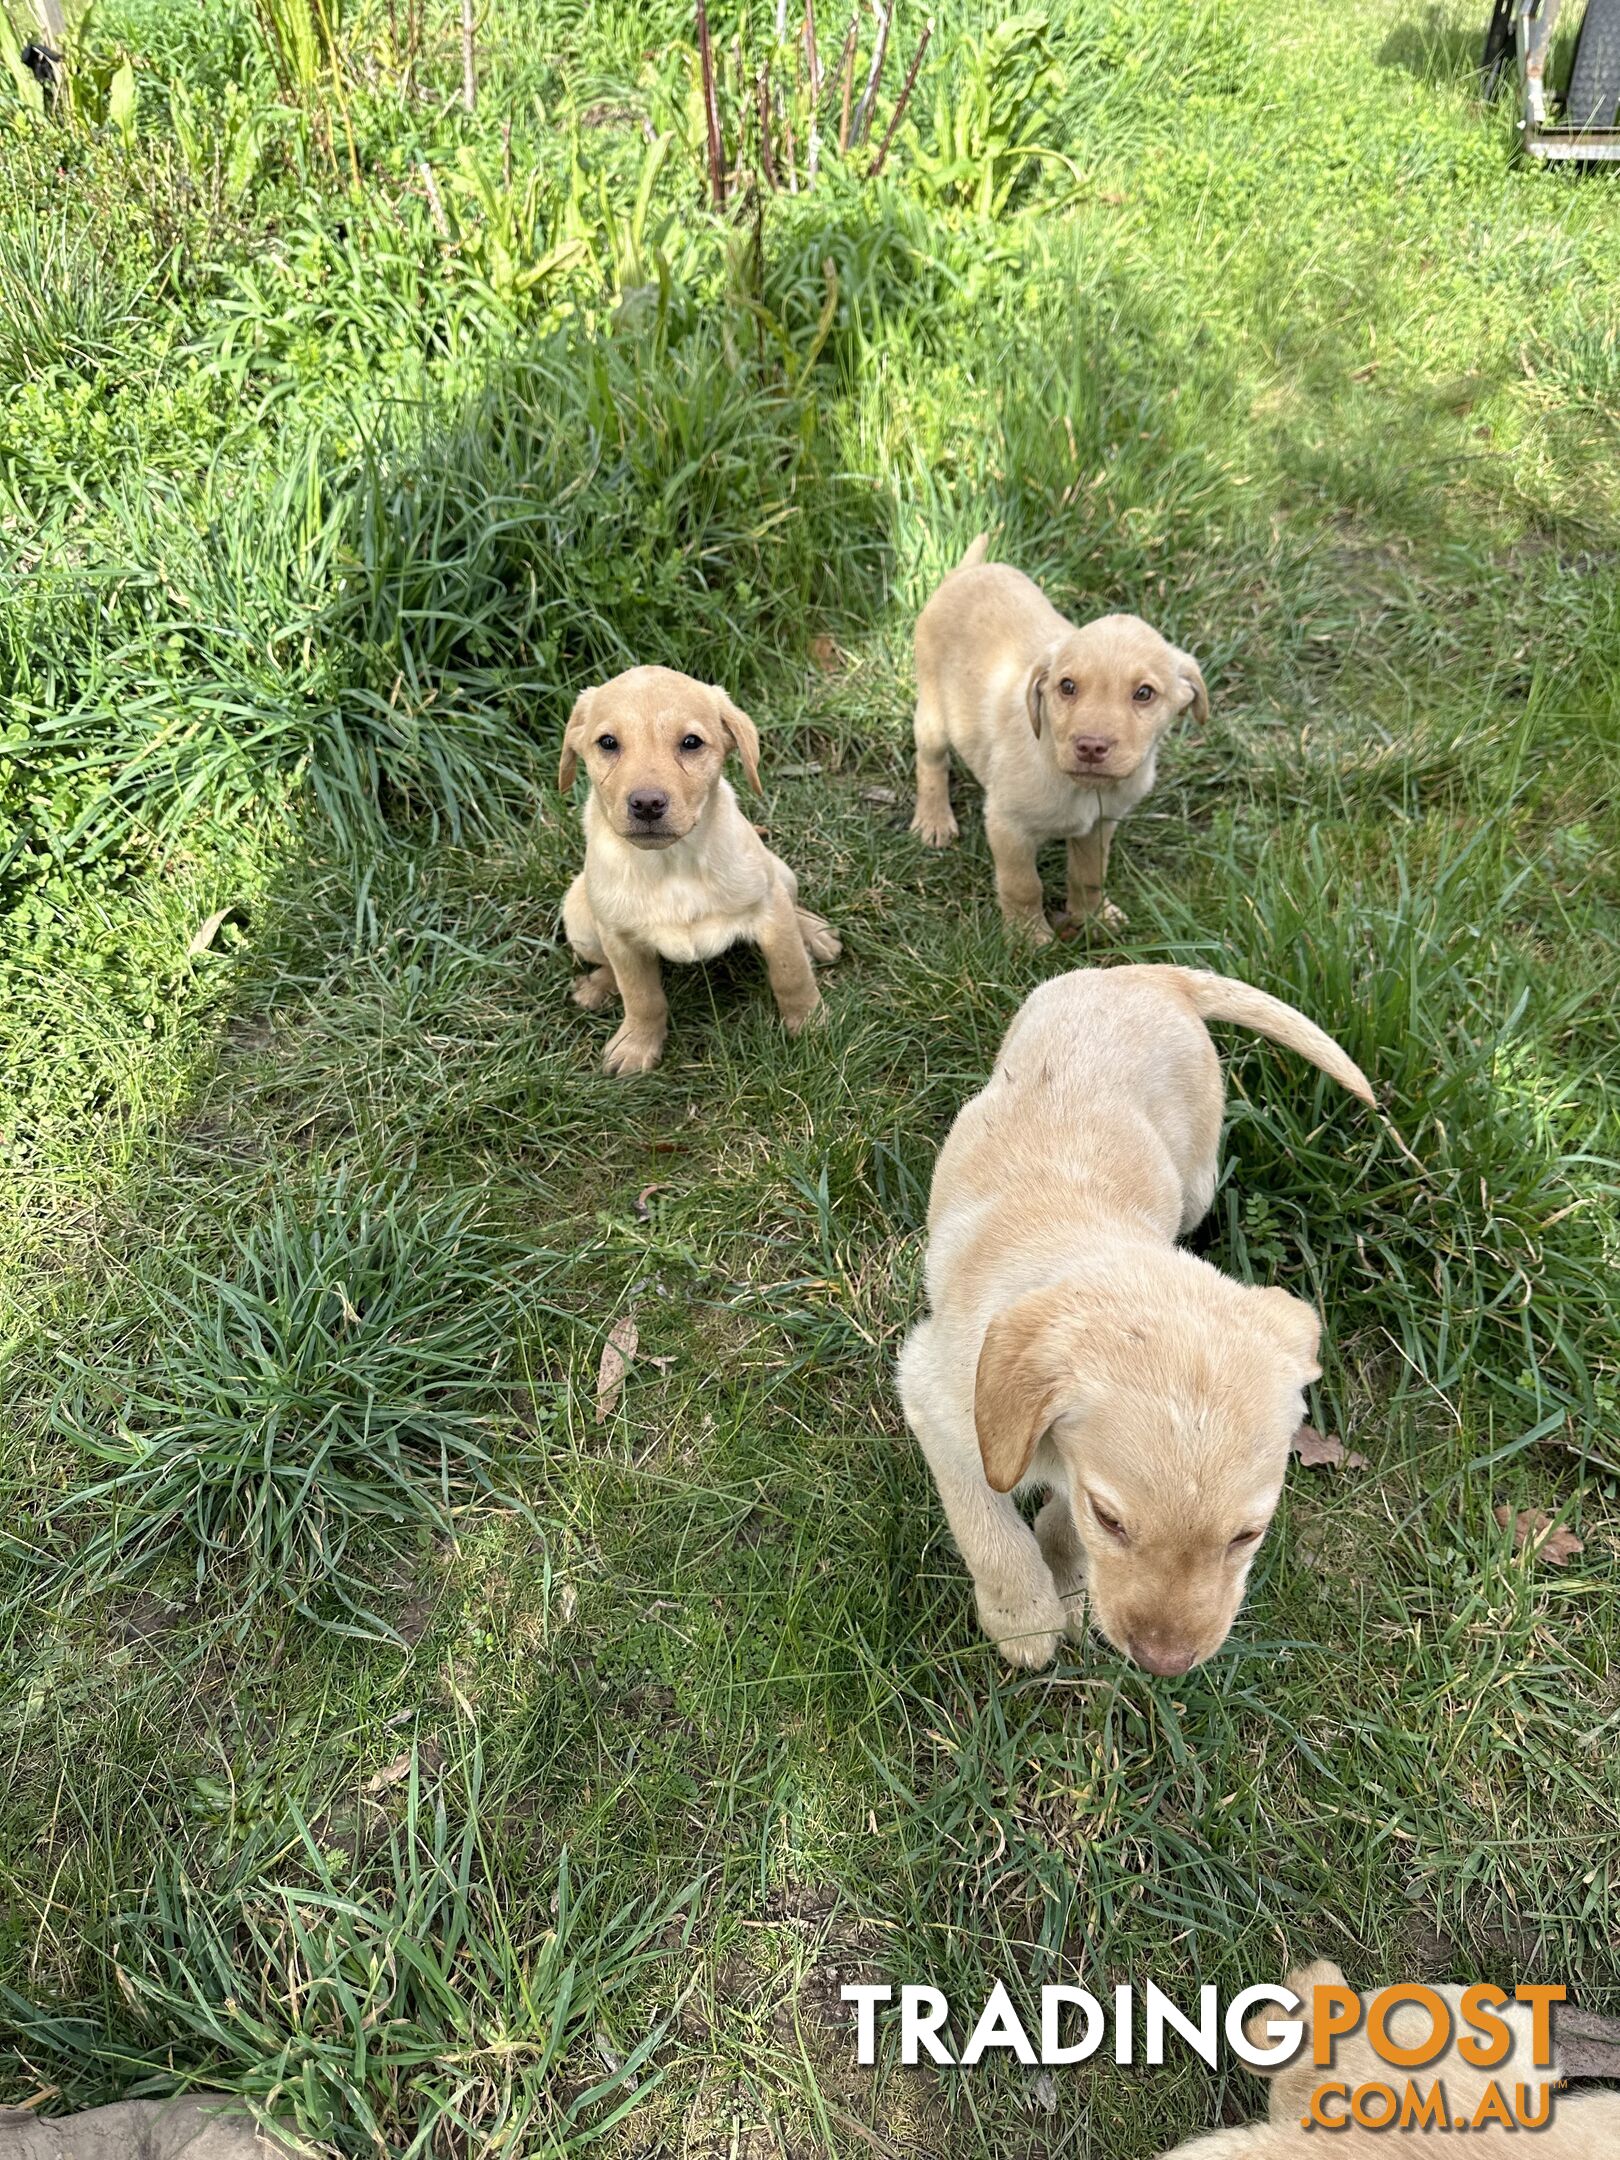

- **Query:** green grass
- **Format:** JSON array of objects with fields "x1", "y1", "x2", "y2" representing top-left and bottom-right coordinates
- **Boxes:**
[{"x1": 2, "y1": 0, "x2": 1618, "y2": 2154}]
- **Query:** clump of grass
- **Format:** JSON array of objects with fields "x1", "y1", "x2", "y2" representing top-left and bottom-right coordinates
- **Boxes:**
[
  {"x1": 43, "y1": 1178, "x2": 539, "y2": 1631},
  {"x1": 18, "y1": 289, "x2": 887, "y2": 855},
  {"x1": 0, "y1": 219, "x2": 149, "y2": 387},
  {"x1": 341, "y1": 293, "x2": 890, "y2": 718},
  {"x1": 5, "y1": 1735, "x2": 696, "y2": 2155}
]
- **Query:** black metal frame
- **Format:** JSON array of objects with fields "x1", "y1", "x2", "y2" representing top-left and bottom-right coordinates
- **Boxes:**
[{"x1": 1481, "y1": 0, "x2": 1620, "y2": 159}]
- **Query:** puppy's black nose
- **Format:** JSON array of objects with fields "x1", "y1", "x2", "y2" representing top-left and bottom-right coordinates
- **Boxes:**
[
  {"x1": 1071, "y1": 736, "x2": 1115, "y2": 764},
  {"x1": 628, "y1": 790, "x2": 669, "y2": 823}
]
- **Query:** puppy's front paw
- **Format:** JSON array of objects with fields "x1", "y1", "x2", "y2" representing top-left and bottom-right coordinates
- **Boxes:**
[
  {"x1": 978, "y1": 1588, "x2": 1067, "y2": 1670},
  {"x1": 1034, "y1": 1497, "x2": 1088, "y2": 1634},
  {"x1": 911, "y1": 808, "x2": 959, "y2": 848},
  {"x1": 571, "y1": 968, "x2": 617, "y2": 1013},
  {"x1": 604, "y1": 1022, "x2": 665, "y2": 1076},
  {"x1": 1006, "y1": 913, "x2": 1055, "y2": 948}
]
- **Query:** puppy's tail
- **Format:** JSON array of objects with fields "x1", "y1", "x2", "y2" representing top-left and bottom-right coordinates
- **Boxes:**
[
  {"x1": 956, "y1": 532, "x2": 990, "y2": 572},
  {"x1": 1171, "y1": 969, "x2": 1374, "y2": 1105}
]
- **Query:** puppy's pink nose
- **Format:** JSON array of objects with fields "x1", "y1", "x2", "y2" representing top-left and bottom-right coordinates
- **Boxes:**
[
  {"x1": 628, "y1": 790, "x2": 669, "y2": 822},
  {"x1": 1071, "y1": 736, "x2": 1115, "y2": 764},
  {"x1": 1127, "y1": 1636, "x2": 1198, "y2": 1677}
]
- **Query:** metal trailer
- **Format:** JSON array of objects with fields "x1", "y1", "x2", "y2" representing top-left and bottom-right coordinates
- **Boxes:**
[{"x1": 1483, "y1": 0, "x2": 1620, "y2": 158}]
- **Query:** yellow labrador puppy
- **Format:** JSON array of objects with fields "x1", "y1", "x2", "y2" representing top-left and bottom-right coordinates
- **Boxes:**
[
  {"x1": 897, "y1": 965, "x2": 1372, "y2": 1673},
  {"x1": 560, "y1": 666, "x2": 839, "y2": 1075},
  {"x1": 911, "y1": 536, "x2": 1206, "y2": 938},
  {"x1": 1161, "y1": 1961, "x2": 1620, "y2": 2156}
]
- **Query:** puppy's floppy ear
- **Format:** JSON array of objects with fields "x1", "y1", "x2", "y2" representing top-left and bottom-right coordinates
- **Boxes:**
[
  {"x1": 712, "y1": 689, "x2": 762, "y2": 793},
  {"x1": 974, "y1": 1292, "x2": 1065, "y2": 1492},
  {"x1": 1025, "y1": 663, "x2": 1049, "y2": 739},
  {"x1": 1169, "y1": 645, "x2": 1208, "y2": 724},
  {"x1": 558, "y1": 688, "x2": 594, "y2": 793},
  {"x1": 1253, "y1": 1288, "x2": 1322, "y2": 1385}
]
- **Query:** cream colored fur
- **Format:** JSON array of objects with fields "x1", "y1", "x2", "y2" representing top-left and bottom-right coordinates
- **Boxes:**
[
  {"x1": 910, "y1": 536, "x2": 1207, "y2": 939},
  {"x1": 1160, "y1": 1962, "x2": 1620, "y2": 2156},
  {"x1": 897, "y1": 965, "x2": 1372, "y2": 1672},
  {"x1": 559, "y1": 665, "x2": 839, "y2": 1076}
]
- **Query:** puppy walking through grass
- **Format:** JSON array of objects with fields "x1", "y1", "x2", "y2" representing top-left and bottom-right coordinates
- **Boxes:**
[
  {"x1": 911, "y1": 536, "x2": 1207, "y2": 938},
  {"x1": 560, "y1": 665, "x2": 840, "y2": 1075},
  {"x1": 898, "y1": 965, "x2": 1373, "y2": 1674}
]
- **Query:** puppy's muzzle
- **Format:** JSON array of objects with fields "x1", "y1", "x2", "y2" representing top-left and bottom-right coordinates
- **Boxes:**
[
  {"x1": 622, "y1": 788, "x2": 678, "y2": 846},
  {"x1": 1125, "y1": 1631, "x2": 1202, "y2": 1677},
  {"x1": 1066, "y1": 735, "x2": 1120, "y2": 777}
]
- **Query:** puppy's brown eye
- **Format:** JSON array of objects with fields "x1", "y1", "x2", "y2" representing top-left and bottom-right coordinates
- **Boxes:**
[
  {"x1": 1059, "y1": 677, "x2": 1077, "y2": 697},
  {"x1": 679, "y1": 734, "x2": 705, "y2": 752},
  {"x1": 1132, "y1": 683, "x2": 1156, "y2": 703},
  {"x1": 1090, "y1": 1498, "x2": 1129, "y2": 1543},
  {"x1": 596, "y1": 733, "x2": 619, "y2": 752}
]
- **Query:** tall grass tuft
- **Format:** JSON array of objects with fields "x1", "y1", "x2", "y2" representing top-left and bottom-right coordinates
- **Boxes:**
[
  {"x1": 0, "y1": 220, "x2": 149, "y2": 386},
  {"x1": 44, "y1": 1179, "x2": 540, "y2": 1631},
  {"x1": 4, "y1": 1737, "x2": 696, "y2": 2154}
]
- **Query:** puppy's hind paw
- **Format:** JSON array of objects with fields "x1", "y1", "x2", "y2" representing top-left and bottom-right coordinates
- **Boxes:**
[
  {"x1": 911, "y1": 808, "x2": 959, "y2": 848},
  {"x1": 978, "y1": 1589, "x2": 1067, "y2": 1671},
  {"x1": 571, "y1": 967, "x2": 618, "y2": 1013},
  {"x1": 1060, "y1": 898, "x2": 1128, "y2": 938},
  {"x1": 798, "y1": 913, "x2": 842, "y2": 965}
]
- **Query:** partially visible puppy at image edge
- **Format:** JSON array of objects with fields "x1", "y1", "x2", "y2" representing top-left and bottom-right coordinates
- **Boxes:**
[
  {"x1": 560, "y1": 665, "x2": 840, "y2": 1075},
  {"x1": 910, "y1": 535, "x2": 1207, "y2": 940},
  {"x1": 897, "y1": 965, "x2": 1372, "y2": 1674},
  {"x1": 1160, "y1": 1960, "x2": 1620, "y2": 2155}
]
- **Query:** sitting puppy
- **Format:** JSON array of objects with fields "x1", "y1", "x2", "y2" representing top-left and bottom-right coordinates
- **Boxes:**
[
  {"x1": 910, "y1": 536, "x2": 1206, "y2": 939},
  {"x1": 897, "y1": 965, "x2": 1372, "y2": 1673},
  {"x1": 1161, "y1": 1960, "x2": 1620, "y2": 2155},
  {"x1": 560, "y1": 666, "x2": 840, "y2": 1076}
]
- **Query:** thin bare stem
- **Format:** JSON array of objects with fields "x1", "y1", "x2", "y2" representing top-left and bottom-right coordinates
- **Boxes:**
[
  {"x1": 756, "y1": 64, "x2": 778, "y2": 189},
  {"x1": 851, "y1": 0, "x2": 890, "y2": 146},
  {"x1": 419, "y1": 159, "x2": 451, "y2": 240},
  {"x1": 460, "y1": 0, "x2": 477, "y2": 111},
  {"x1": 868, "y1": 16, "x2": 929, "y2": 177},
  {"x1": 836, "y1": 15, "x2": 857, "y2": 150},
  {"x1": 697, "y1": 0, "x2": 727, "y2": 208}
]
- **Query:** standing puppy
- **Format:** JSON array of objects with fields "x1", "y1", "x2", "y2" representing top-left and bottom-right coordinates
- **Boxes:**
[
  {"x1": 911, "y1": 537, "x2": 1206, "y2": 939},
  {"x1": 560, "y1": 666, "x2": 840, "y2": 1076},
  {"x1": 897, "y1": 965, "x2": 1372, "y2": 1673}
]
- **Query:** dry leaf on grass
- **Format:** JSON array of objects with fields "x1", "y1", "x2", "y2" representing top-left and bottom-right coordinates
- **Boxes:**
[
  {"x1": 595, "y1": 1316, "x2": 638, "y2": 1422},
  {"x1": 1290, "y1": 1423, "x2": 1369, "y2": 1471},
  {"x1": 809, "y1": 634, "x2": 845, "y2": 674},
  {"x1": 365, "y1": 1752, "x2": 413, "y2": 1795},
  {"x1": 1494, "y1": 1505, "x2": 1583, "y2": 1567},
  {"x1": 365, "y1": 1737, "x2": 442, "y2": 1794},
  {"x1": 187, "y1": 907, "x2": 233, "y2": 957}
]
